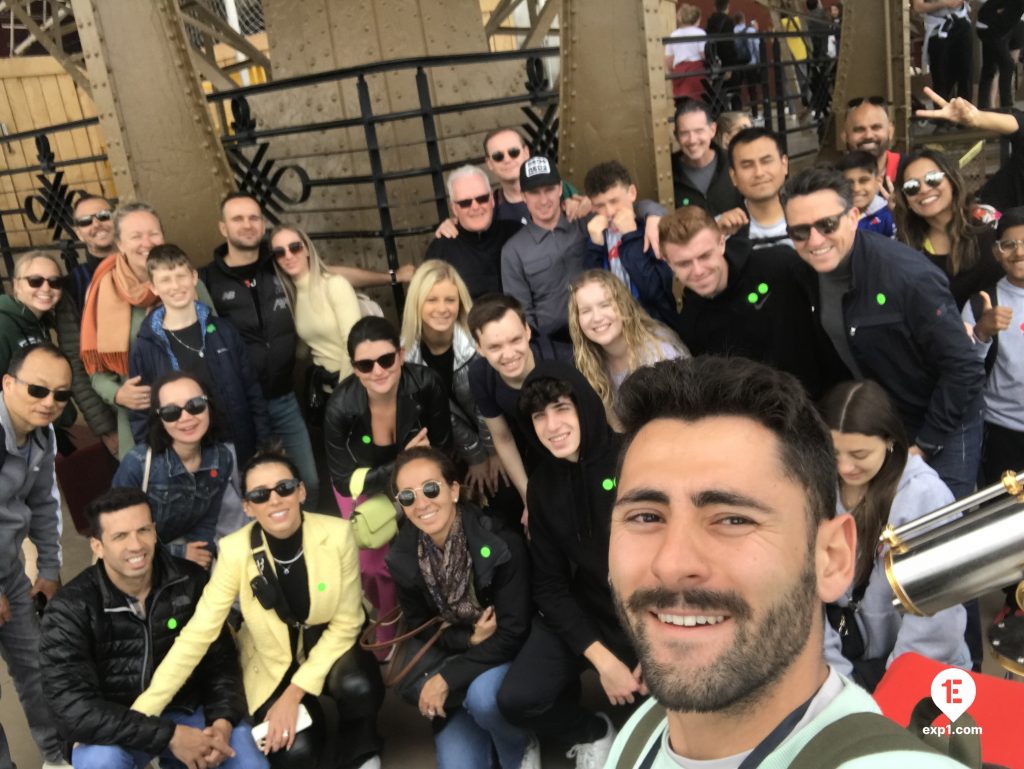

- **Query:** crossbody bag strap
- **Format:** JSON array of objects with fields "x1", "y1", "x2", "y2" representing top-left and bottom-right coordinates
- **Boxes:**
[
  {"x1": 615, "y1": 701, "x2": 667, "y2": 769},
  {"x1": 249, "y1": 524, "x2": 302, "y2": 628},
  {"x1": 788, "y1": 712, "x2": 942, "y2": 769},
  {"x1": 142, "y1": 446, "x2": 153, "y2": 494}
]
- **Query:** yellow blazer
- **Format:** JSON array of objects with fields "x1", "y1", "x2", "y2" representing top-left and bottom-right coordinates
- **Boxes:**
[{"x1": 133, "y1": 512, "x2": 365, "y2": 716}]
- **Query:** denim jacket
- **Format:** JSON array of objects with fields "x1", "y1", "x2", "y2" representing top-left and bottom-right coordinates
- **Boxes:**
[{"x1": 112, "y1": 442, "x2": 241, "y2": 557}]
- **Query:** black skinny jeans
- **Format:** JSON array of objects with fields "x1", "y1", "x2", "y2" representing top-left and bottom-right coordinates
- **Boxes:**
[
  {"x1": 254, "y1": 645, "x2": 385, "y2": 769},
  {"x1": 928, "y1": 17, "x2": 975, "y2": 101},
  {"x1": 978, "y1": 28, "x2": 1016, "y2": 109}
]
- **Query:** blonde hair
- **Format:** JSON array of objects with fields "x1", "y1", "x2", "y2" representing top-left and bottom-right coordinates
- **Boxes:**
[
  {"x1": 14, "y1": 250, "x2": 65, "y2": 278},
  {"x1": 269, "y1": 224, "x2": 331, "y2": 312},
  {"x1": 677, "y1": 3, "x2": 701, "y2": 25},
  {"x1": 568, "y1": 270, "x2": 684, "y2": 406},
  {"x1": 400, "y1": 260, "x2": 474, "y2": 349}
]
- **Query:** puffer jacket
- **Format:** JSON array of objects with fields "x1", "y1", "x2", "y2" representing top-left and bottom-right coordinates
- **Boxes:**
[
  {"x1": 40, "y1": 548, "x2": 246, "y2": 754},
  {"x1": 404, "y1": 325, "x2": 494, "y2": 466}
]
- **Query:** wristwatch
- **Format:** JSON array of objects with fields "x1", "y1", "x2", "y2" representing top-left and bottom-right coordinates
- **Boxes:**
[
  {"x1": 388, "y1": 267, "x2": 397, "y2": 286},
  {"x1": 914, "y1": 440, "x2": 943, "y2": 459}
]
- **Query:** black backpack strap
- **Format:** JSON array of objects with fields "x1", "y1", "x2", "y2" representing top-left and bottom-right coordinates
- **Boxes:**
[
  {"x1": 788, "y1": 712, "x2": 942, "y2": 769},
  {"x1": 615, "y1": 700, "x2": 667, "y2": 769}
]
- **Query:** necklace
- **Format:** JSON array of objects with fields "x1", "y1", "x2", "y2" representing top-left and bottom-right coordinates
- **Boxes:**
[
  {"x1": 165, "y1": 327, "x2": 206, "y2": 358},
  {"x1": 273, "y1": 549, "x2": 304, "y2": 575}
]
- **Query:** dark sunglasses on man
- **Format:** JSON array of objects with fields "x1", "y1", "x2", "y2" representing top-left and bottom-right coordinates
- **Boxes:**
[
  {"x1": 489, "y1": 147, "x2": 521, "y2": 163},
  {"x1": 271, "y1": 241, "x2": 304, "y2": 259},
  {"x1": 73, "y1": 210, "x2": 113, "y2": 227},
  {"x1": 847, "y1": 96, "x2": 888, "y2": 109},
  {"x1": 901, "y1": 170, "x2": 946, "y2": 198},
  {"x1": 17, "y1": 275, "x2": 66, "y2": 290},
  {"x1": 786, "y1": 209, "x2": 851, "y2": 242},
  {"x1": 156, "y1": 395, "x2": 209, "y2": 422},
  {"x1": 454, "y1": 194, "x2": 491, "y2": 209},
  {"x1": 14, "y1": 378, "x2": 73, "y2": 403},
  {"x1": 244, "y1": 478, "x2": 302, "y2": 504},
  {"x1": 352, "y1": 352, "x2": 398, "y2": 374}
]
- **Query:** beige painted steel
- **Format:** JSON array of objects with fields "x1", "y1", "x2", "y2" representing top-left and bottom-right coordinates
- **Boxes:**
[
  {"x1": 70, "y1": 0, "x2": 232, "y2": 264},
  {"x1": 558, "y1": 0, "x2": 674, "y2": 207}
]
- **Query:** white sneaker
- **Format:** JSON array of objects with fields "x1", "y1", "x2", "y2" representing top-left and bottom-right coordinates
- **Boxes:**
[
  {"x1": 41, "y1": 761, "x2": 72, "y2": 769},
  {"x1": 566, "y1": 712, "x2": 616, "y2": 769},
  {"x1": 355, "y1": 756, "x2": 381, "y2": 769},
  {"x1": 519, "y1": 734, "x2": 542, "y2": 769}
]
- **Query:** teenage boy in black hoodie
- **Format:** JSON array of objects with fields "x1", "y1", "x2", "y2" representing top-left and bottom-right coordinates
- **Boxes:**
[{"x1": 496, "y1": 361, "x2": 637, "y2": 769}]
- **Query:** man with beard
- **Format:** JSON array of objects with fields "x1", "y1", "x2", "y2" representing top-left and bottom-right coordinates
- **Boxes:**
[
  {"x1": 842, "y1": 96, "x2": 901, "y2": 184},
  {"x1": 604, "y1": 356, "x2": 966, "y2": 768},
  {"x1": 68, "y1": 195, "x2": 118, "y2": 311}
]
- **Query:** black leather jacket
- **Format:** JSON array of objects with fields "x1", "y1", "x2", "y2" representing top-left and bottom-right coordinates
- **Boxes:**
[{"x1": 40, "y1": 548, "x2": 246, "y2": 755}]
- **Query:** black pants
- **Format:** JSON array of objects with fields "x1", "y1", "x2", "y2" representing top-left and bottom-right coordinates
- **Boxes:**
[
  {"x1": 255, "y1": 645, "x2": 385, "y2": 769},
  {"x1": 928, "y1": 17, "x2": 974, "y2": 101},
  {"x1": 978, "y1": 29, "x2": 1016, "y2": 108},
  {"x1": 980, "y1": 421, "x2": 1024, "y2": 487},
  {"x1": 496, "y1": 616, "x2": 634, "y2": 750}
]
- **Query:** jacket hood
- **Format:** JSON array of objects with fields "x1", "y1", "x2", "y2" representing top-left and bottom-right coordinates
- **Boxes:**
[
  {"x1": 0, "y1": 295, "x2": 46, "y2": 334},
  {"x1": 897, "y1": 453, "x2": 936, "y2": 494},
  {"x1": 522, "y1": 360, "x2": 614, "y2": 465},
  {"x1": 211, "y1": 240, "x2": 273, "y2": 274}
]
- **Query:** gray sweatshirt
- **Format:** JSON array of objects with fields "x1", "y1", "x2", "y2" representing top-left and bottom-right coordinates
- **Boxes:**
[
  {"x1": 0, "y1": 397, "x2": 62, "y2": 583},
  {"x1": 825, "y1": 454, "x2": 971, "y2": 674}
]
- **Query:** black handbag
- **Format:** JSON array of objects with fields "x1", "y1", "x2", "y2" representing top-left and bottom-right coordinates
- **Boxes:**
[
  {"x1": 303, "y1": 364, "x2": 337, "y2": 426},
  {"x1": 826, "y1": 578, "x2": 887, "y2": 691}
]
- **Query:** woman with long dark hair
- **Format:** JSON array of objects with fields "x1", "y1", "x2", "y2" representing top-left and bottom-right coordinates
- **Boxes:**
[
  {"x1": 818, "y1": 380, "x2": 970, "y2": 690},
  {"x1": 113, "y1": 370, "x2": 244, "y2": 567}
]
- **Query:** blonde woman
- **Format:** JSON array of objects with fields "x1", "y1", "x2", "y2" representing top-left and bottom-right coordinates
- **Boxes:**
[
  {"x1": 400, "y1": 260, "x2": 507, "y2": 505},
  {"x1": 270, "y1": 224, "x2": 361, "y2": 384},
  {"x1": 568, "y1": 270, "x2": 689, "y2": 429}
]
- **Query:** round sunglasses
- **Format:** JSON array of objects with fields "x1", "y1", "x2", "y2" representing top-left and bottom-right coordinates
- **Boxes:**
[
  {"x1": 244, "y1": 478, "x2": 302, "y2": 504},
  {"x1": 156, "y1": 395, "x2": 209, "y2": 422},
  {"x1": 901, "y1": 170, "x2": 946, "y2": 198},
  {"x1": 396, "y1": 480, "x2": 442, "y2": 508},
  {"x1": 489, "y1": 147, "x2": 521, "y2": 163}
]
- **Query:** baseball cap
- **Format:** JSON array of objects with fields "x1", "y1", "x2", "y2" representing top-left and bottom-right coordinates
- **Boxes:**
[{"x1": 520, "y1": 155, "x2": 561, "y2": 192}]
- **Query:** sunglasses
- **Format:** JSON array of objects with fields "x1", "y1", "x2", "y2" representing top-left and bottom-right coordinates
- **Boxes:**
[
  {"x1": 14, "y1": 378, "x2": 72, "y2": 402},
  {"x1": 489, "y1": 147, "x2": 522, "y2": 163},
  {"x1": 73, "y1": 210, "x2": 112, "y2": 227},
  {"x1": 996, "y1": 238, "x2": 1024, "y2": 255},
  {"x1": 454, "y1": 194, "x2": 491, "y2": 209},
  {"x1": 847, "y1": 96, "x2": 888, "y2": 108},
  {"x1": 396, "y1": 480, "x2": 442, "y2": 508},
  {"x1": 244, "y1": 478, "x2": 302, "y2": 504},
  {"x1": 271, "y1": 241, "x2": 303, "y2": 259},
  {"x1": 352, "y1": 351, "x2": 398, "y2": 374},
  {"x1": 156, "y1": 395, "x2": 209, "y2": 422},
  {"x1": 786, "y1": 209, "x2": 851, "y2": 242},
  {"x1": 17, "y1": 275, "x2": 65, "y2": 290},
  {"x1": 901, "y1": 170, "x2": 946, "y2": 198}
]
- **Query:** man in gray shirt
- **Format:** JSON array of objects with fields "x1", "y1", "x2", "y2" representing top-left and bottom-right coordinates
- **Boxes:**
[{"x1": 0, "y1": 342, "x2": 72, "y2": 769}]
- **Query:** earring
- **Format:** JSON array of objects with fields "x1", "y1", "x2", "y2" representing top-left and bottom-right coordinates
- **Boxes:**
[{"x1": 887, "y1": 443, "x2": 894, "y2": 453}]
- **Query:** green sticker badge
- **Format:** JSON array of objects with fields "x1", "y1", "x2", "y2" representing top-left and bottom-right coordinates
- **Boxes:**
[
  {"x1": 747, "y1": 292, "x2": 758, "y2": 304},
  {"x1": 602, "y1": 478, "x2": 616, "y2": 491},
  {"x1": 480, "y1": 546, "x2": 492, "y2": 558},
  {"x1": 361, "y1": 435, "x2": 372, "y2": 445},
  {"x1": 317, "y1": 582, "x2": 326, "y2": 593},
  {"x1": 758, "y1": 283, "x2": 769, "y2": 295},
  {"x1": 206, "y1": 323, "x2": 216, "y2": 333},
  {"x1": 876, "y1": 293, "x2": 887, "y2": 306},
  {"x1": 167, "y1": 618, "x2": 178, "y2": 630}
]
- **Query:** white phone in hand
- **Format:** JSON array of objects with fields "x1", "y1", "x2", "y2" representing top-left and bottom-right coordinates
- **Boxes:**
[{"x1": 250, "y1": 703, "x2": 313, "y2": 748}]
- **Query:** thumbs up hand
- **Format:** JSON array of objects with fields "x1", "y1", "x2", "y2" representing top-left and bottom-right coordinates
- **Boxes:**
[{"x1": 974, "y1": 291, "x2": 1013, "y2": 343}]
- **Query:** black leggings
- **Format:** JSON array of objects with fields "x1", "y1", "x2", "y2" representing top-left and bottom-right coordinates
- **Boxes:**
[
  {"x1": 254, "y1": 645, "x2": 384, "y2": 769},
  {"x1": 978, "y1": 29, "x2": 1016, "y2": 109},
  {"x1": 928, "y1": 17, "x2": 974, "y2": 101}
]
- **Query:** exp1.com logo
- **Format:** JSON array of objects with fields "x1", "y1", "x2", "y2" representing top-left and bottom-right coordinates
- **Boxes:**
[{"x1": 924, "y1": 668, "x2": 983, "y2": 737}]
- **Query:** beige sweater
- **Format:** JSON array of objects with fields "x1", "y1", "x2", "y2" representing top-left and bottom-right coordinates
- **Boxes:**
[{"x1": 292, "y1": 271, "x2": 361, "y2": 380}]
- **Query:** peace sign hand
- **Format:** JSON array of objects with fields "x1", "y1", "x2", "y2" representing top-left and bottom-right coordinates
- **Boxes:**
[{"x1": 915, "y1": 86, "x2": 979, "y2": 128}]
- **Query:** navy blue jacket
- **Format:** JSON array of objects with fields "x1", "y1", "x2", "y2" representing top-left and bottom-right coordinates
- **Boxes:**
[
  {"x1": 583, "y1": 216, "x2": 677, "y2": 327},
  {"x1": 128, "y1": 302, "x2": 270, "y2": 466},
  {"x1": 814, "y1": 231, "x2": 986, "y2": 447}
]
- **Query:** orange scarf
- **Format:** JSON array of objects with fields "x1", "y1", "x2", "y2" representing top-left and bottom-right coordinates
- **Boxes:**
[{"x1": 80, "y1": 253, "x2": 159, "y2": 376}]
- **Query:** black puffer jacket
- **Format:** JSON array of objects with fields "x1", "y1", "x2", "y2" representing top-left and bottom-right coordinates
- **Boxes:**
[
  {"x1": 325, "y1": 362, "x2": 453, "y2": 497},
  {"x1": 40, "y1": 548, "x2": 246, "y2": 754}
]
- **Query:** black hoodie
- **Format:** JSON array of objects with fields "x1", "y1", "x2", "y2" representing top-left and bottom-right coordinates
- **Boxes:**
[{"x1": 522, "y1": 361, "x2": 632, "y2": 659}]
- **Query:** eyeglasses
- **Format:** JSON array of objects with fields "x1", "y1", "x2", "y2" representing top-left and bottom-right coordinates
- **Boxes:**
[
  {"x1": 271, "y1": 241, "x2": 303, "y2": 259},
  {"x1": 453, "y1": 194, "x2": 491, "y2": 209},
  {"x1": 901, "y1": 170, "x2": 947, "y2": 197},
  {"x1": 396, "y1": 480, "x2": 442, "y2": 508},
  {"x1": 352, "y1": 351, "x2": 398, "y2": 374},
  {"x1": 14, "y1": 378, "x2": 72, "y2": 402},
  {"x1": 244, "y1": 478, "x2": 302, "y2": 504},
  {"x1": 996, "y1": 238, "x2": 1024, "y2": 255},
  {"x1": 156, "y1": 395, "x2": 209, "y2": 422},
  {"x1": 489, "y1": 147, "x2": 521, "y2": 163},
  {"x1": 786, "y1": 208, "x2": 851, "y2": 242},
  {"x1": 73, "y1": 210, "x2": 112, "y2": 227},
  {"x1": 16, "y1": 275, "x2": 65, "y2": 290},
  {"x1": 847, "y1": 96, "x2": 888, "y2": 108}
]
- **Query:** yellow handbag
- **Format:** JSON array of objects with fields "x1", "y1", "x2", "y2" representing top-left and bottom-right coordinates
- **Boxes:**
[{"x1": 349, "y1": 467, "x2": 399, "y2": 549}]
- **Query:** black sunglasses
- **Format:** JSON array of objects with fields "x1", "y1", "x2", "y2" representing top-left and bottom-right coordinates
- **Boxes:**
[
  {"x1": 14, "y1": 378, "x2": 72, "y2": 402},
  {"x1": 901, "y1": 170, "x2": 946, "y2": 198},
  {"x1": 489, "y1": 147, "x2": 521, "y2": 163},
  {"x1": 787, "y1": 209, "x2": 851, "y2": 242},
  {"x1": 244, "y1": 478, "x2": 302, "y2": 504},
  {"x1": 847, "y1": 96, "x2": 888, "y2": 108},
  {"x1": 271, "y1": 241, "x2": 303, "y2": 259},
  {"x1": 156, "y1": 395, "x2": 209, "y2": 422},
  {"x1": 17, "y1": 275, "x2": 65, "y2": 290},
  {"x1": 352, "y1": 351, "x2": 398, "y2": 374},
  {"x1": 454, "y1": 194, "x2": 491, "y2": 209},
  {"x1": 396, "y1": 480, "x2": 442, "y2": 508},
  {"x1": 73, "y1": 210, "x2": 112, "y2": 227}
]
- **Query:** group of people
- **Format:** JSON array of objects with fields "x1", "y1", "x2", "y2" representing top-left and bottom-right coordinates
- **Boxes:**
[{"x1": 0, "y1": 70, "x2": 1021, "y2": 769}]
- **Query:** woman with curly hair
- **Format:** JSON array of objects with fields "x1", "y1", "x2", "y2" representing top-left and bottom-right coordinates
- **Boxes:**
[
  {"x1": 894, "y1": 148, "x2": 1003, "y2": 309},
  {"x1": 567, "y1": 270, "x2": 688, "y2": 429}
]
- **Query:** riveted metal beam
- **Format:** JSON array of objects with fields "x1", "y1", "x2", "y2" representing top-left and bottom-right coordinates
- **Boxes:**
[
  {"x1": 70, "y1": 0, "x2": 233, "y2": 263},
  {"x1": 6, "y1": 0, "x2": 91, "y2": 96}
]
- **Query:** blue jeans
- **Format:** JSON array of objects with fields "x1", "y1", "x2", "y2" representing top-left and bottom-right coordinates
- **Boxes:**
[
  {"x1": 926, "y1": 408, "x2": 984, "y2": 500},
  {"x1": 72, "y1": 707, "x2": 268, "y2": 769},
  {"x1": 435, "y1": 663, "x2": 529, "y2": 769},
  {"x1": 267, "y1": 393, "x2": 320, "y2": 504}
]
